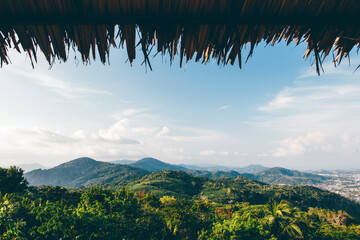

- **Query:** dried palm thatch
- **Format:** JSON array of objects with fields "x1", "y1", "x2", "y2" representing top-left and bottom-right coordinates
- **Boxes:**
[{"x1": 0, "y1": 0, "x2": 359, "y2": 74}]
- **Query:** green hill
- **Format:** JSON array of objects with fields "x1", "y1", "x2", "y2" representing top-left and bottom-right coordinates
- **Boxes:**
[
  {"x1": 71, "y1": 164, "x2": 149, "y2": 187},
  {"x1": 123, "y1": 170, "x2": 205, "y2": 198},
  {"x1": 186, "y1": 166, "x2": 328, "y2": 186},
  {"x1": 25, "y1": 157, "x2": 149, "y2": 188},
  {"x1": 199, "y1": 176, "x2": 359, "y2": 217},
  {"x1": 24, "y1": 159, "x2": 358, "y2": 218},
  {"x1": 129, "y1": 157, "x2": 187, "y2": 172},
  {"x1": 121, "y1": 170, "x2": 360, "y2": 219},
  {"x1": 185, "y1": 169, "x2": 241, "y2": 178},
  {"x1": 242, "y1": 167, "x2": 330, "y2": 185},
  {"x1": 25, "y1": 157, "x2": 109, "y2": 187},
  {"x1": 234, "y1": 164, "x2": 268, "y2": 173},
  {"x1": 184, "y1": 164, "x2": 268, "y2": 173},
  {"x1": 2, "y1": 166, "x2": 360, "y2": 240}
]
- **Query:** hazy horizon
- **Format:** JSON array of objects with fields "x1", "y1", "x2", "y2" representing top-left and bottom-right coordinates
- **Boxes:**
[
  {"x1": 4, "y1": 156, "x2": 360, "y2": 172},
  {"x1": 0, "y1": 42, "x2": 359, "y2": 170}
]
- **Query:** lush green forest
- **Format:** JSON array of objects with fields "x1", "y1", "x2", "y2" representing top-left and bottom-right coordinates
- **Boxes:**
[
  {"x1": 2, "y1": 166, "x2": 360, "y2": 239},
  {"x1": 121, "y1": 171, "x2": 360, "y2": 219},
  {"x1": 129, "y1": 157, "x2": 187, "y2": 172},
  {"x1": 25, "y1": 157, "x2": 332, "y2": 188},
  {"x1": 25, "y1": 157, "x2": 150, "y2": 187},
  {"x1": 241, "y1": 167, "x2": 330, "y2": 185}
]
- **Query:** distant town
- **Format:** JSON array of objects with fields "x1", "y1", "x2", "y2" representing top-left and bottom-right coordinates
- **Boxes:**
[{"x1": 313, "y1": 170, "x2": 360, "y2": 203}]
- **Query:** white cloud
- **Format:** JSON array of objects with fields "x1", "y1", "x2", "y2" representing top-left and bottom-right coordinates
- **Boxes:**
[
  {"x1": 162, "y1": 127, "x2": 229, "y2": 143},
  {"x1": 255, "y1": 84, "x2": 360, "y2": 134},
  {"x1": 112, "y1": 108, "x2": 148, "y2": 119},
  {"x1": 199, "y1": 150, "x2": 215, "y2": 156},
  {"x1": 253, "y1": 77, "x2": 360, "y2": 162},
  {"x1": 340, "y1": 133, "x2": 360, "y2": 153},
  {"x1": 234, "y1": 152, "x2": 248, "y2": 157},
  {"x1": 299, "y1": 60, "x2": 360, "y2": 79},
  {"x1": 217, "y1": 105, "x2": 231, "y2": 110},
  {"x1": 3, "y1": 63, "x2": 111, "y2": 99},
  {"x1": 259, "y1": 85, "x2": 360, "y2": 113},
  {"x1": 258, "y1": 87, "x2": 297, "y2": 112},
  {"x1": 0, "y1": 108, "x2": 240, "y2": 166},
  {"x1": 157, "y1": 126, "x2": 170, "y2": 137},
  {"x1": 271, "y1": 132, "x2": 327, "y2": 157},
  {"x1": 132, "y1": 127, "x2": 159, "y2": 135},
  {"x1": 199, "y1": 150, "x2": 229, "y2": 156}
]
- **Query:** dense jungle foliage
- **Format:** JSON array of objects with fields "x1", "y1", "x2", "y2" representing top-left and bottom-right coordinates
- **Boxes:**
[
  {"x1": 121, "y1": 171, "x2": 360, "y2": 219},
  {"x1": 24, "y1": 157, "x2": 330, "y2": 187},
  {"x1": 2, "y1": 166, "x2": 360, "y2": 239}
]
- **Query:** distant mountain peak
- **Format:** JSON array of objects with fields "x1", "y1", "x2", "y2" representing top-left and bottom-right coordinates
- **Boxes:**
[
  {"x1": 138, "y1": 157, "x2": 162, "y2": 162},
  {"x1": 24, "y1": 157, "x2": 148, "y2": 188},
  {"x1": 63, "y1": 157, "x2": 97, "y2": 163},
  {"x1": 130, "y1": 157, "x2": 186, "y2": 172},
  {"x1": 55, "y1": 157, "x2": 98, "y2": 167},
  {"x1": 234, "y1": 164, "x2": 268, "y2": 174},
  {"x1": 245, "y1": 167, "x2": 331, "y2": 185},
  {"x1": 70, "y1": 157, "x2": 97, "y2": 162},
  {"x1": 248, "y1": 164, "x2": 266, "y2": 167},
  {"x1": 262, "y1": 167, "x2": 303, "y2": 176}
]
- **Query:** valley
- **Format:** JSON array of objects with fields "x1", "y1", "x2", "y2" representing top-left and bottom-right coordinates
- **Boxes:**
[{"x1": 23, "y1": 157, "x2": 360, "y2": 218}]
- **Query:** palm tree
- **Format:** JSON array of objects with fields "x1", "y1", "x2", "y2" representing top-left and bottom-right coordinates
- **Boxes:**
[{"x1": 262, "y1": 199, "x2": 302, "y2": 239}]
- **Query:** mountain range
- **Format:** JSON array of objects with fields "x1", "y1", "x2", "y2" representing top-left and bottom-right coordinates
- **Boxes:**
[
  {"x1": 25, "y1": 157, "x2": 149, "y2": 188},
  {"x1": 23, "y1": 157, "x2": 360, "y2": 218},
  {"x1": 24, "y1": 157, "x2": 332, "y2": 187},
  {"x1": 176, "y1": 163, "x2": 268, "y2": 173},
  {"x1": 120, "y1": 170, "x2": 360, "y2": 219},
  {"x1": 128, "y1": 157, "x2": 186, "y2": 172},
  {"x1": 241, "y1": 167, "x2": 330, "y2": 185}
]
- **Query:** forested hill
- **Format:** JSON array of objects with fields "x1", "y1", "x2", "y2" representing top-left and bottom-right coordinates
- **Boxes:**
[
  {"x1": 121, "y1": 170, "x2": 360, "y2": 219},
  {"x1": 241, "y1": 167, "x2": 330, "y2": 185},
  {"x1": 2, "y1": 166, "x2": 360, "y2": 239},
  {"x1": 235, "y1": 164, "x2": 268, "y2": 173},
  {"x1": 128, "y1": 157, "x2": 187, "y2": 172},
  {"x1": 185, "y1": 167, "x2": 329, "y2": 185},
  {"x1": 25, "y1": 157, "x2": 149, "y2": 188},
  {"x1": 25, "y1": 157, "x2": 330, "y2": 187},
  {"x1": 23, "y1": 158, "x2": 349, "y2": 217},
  {"x1": 185, "y1": 169, "x2": 241, "y2": 179}
]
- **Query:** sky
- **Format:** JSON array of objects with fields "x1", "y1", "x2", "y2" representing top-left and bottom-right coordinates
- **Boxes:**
[{"x1": 0, "y1": 41, "x2": 359, "y2": 170}]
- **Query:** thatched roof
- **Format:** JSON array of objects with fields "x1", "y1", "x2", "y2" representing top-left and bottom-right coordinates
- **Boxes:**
[{"x1": 0, "y1": 0, "x2": 359, "y2": 73}]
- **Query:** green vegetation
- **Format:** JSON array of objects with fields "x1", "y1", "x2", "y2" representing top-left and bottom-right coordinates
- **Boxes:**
[
  {"x1": 0, "y1": 166, "x2": 28, "y2": 193},
  {"x1": 72, "y1": 164, "x2": 149, "y2": 187},
  {"x1": 25, "y1": 157, "x2": 149, "y2": 187},
  {"x1": 25, "y1": 158, "x2": 330, "y2": 189},
  {"x1": 3, "y1": 167, "x2": 360, "y2": 239},
  {"x1": 185, "y1": 169, "x2": 241, "y2": 178},
  {"x1": 1, "y1": 166, "x2": 360, "y2": 239},
  {"x1": 129, "y1": 157, "x2": 187, "y2": 172},
  {"x1": 124, "y1": 171, "x2": 205, "y2": 199},
  {"x1": 234, "y1": 164, "x2": 269, "y2": 174},
  {"x1": 121, "y1": 171, "x2": 360, "y2": 219},
  {"x1": 185, "y1": 166, "x2": 328, "y2": 186},
  {"x1": 242, "y1": 167, "x2": 330, "y2": 185},
  {"x1": 25, "y1": 158, "x2": 359, "y2": 219}
]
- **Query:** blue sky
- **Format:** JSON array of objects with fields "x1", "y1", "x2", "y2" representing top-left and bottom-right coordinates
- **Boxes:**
[{"x1": 0, "y1": 41, "x2": 359, "y2": 170}]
